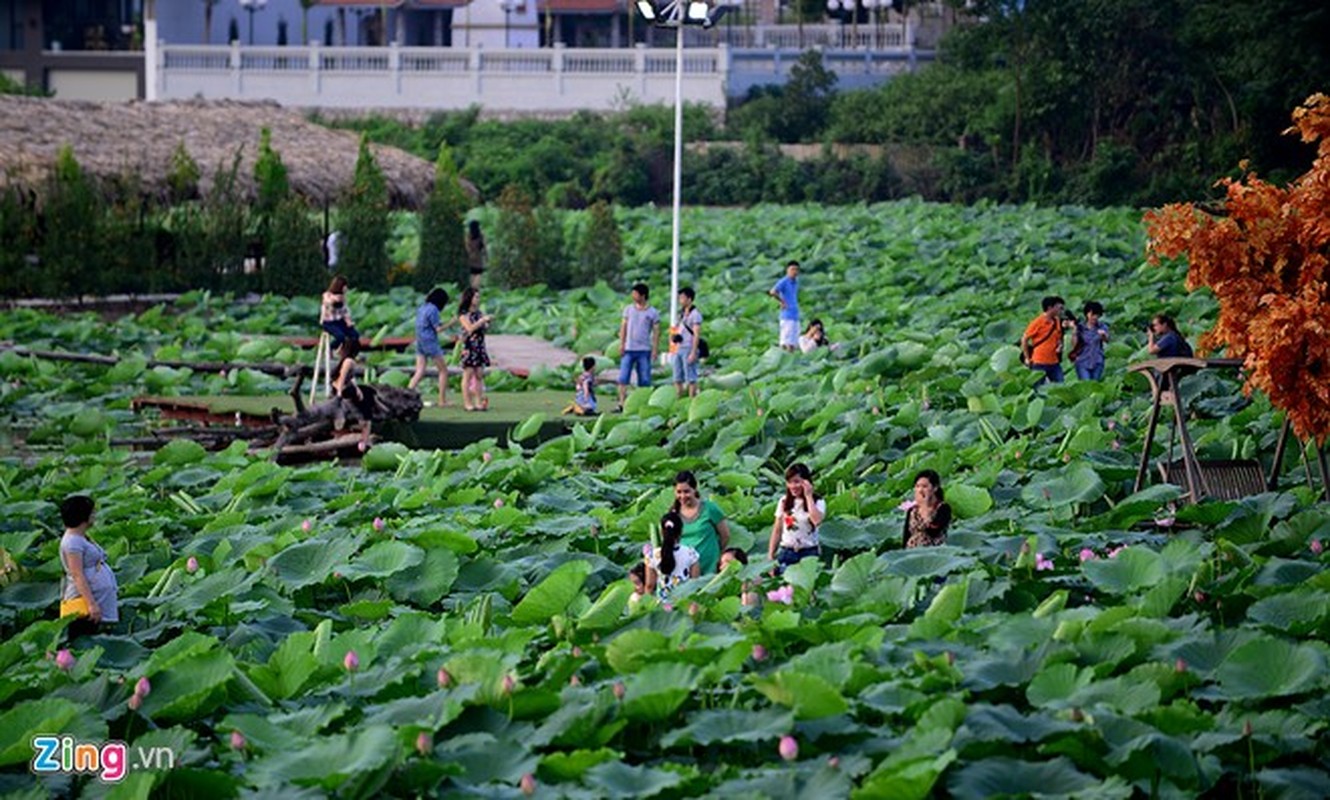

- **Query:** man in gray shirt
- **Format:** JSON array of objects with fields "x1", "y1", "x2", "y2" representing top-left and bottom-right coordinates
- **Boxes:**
[{"x1": 617, "y1": 282, "x2": 661, "y2": 410}]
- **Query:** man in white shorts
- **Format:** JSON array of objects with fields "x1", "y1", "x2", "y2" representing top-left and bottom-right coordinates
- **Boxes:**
[{"x1": 768, "y1": 260, "x2": 801, "y2": 352}]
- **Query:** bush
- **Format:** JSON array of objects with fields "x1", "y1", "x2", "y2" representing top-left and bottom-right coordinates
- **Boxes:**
[
  {"x1": 40, "y1": 147, "x2": 102, "y2": 297},
  {"x1": 573, "y1": 201, "x2": 623, "y2": 289},
  {"x1": 339, "y1": 137, "x2": 392, "y2": 292},
  {"x1": 416, "y1": 144, "x2": 472, "y2": 291},
  {"x1": 489, "y1": 185, "x2": 542, "y2": 288}
]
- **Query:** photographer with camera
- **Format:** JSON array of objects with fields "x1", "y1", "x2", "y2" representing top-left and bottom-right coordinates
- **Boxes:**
[
  {"x1": 1021, "y1": 296, "x2": 1071, "y2": 385},
  {"x1": 1147, "y1": 314, "x2": 1193, "y2": 358}
]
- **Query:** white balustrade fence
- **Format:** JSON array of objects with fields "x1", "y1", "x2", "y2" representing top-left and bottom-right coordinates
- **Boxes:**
[{"x1": 154, "y1": 37, "x2": 924, "y2": 112}]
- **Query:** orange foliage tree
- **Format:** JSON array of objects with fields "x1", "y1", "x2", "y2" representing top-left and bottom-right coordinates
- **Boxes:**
[{"x1": 1145, "y1": 93, "x2": 1330, "y2": 443}]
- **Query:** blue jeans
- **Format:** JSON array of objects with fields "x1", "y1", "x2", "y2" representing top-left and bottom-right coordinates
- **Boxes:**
[
  {"x1": 1030, "y1": 363, "x2": 1064, "y2": 385},
  {"x1": 671, "y1": 351, "x2": 698, "y2": 384},
  {"x1": 1075, "y1": 361, "x2": 1104, "y2": 381},
  {"x1": 322, "y1": 320, "x2": 359, "y2": 352},
  {"x1": 618, "y1": 351, "x2": 652, "y2": 388},
  {"x1": 776, "y1": 546, "x2": 820, "y2": 571}
]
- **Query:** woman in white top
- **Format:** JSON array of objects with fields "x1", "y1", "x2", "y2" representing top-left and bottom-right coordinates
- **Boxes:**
[
  {"x1": 320, "y1": 275, "x2": 360, "y2": 353},
  {"x1": 645, "y1": 511, "x2": 700, "y2": 600},
  {"x1": 767, "y1": 462, "x2": 825, "y2": 571}
]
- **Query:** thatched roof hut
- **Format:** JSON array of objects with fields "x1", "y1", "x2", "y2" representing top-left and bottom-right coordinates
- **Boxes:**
[{"x1": 0, "y1": 96, "x2": 443, "y2": 209}]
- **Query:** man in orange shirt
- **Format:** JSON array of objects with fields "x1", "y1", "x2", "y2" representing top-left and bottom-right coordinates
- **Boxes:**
[{"x1": 1022, "y1": 296, "x2": 1070, "y2": 385}]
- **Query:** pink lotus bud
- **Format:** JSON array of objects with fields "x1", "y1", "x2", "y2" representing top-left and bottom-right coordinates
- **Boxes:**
[
  {"x1": 612, "y1": 681, "x2": 625, "y2": 700},
  {"x1": 1013, "y1": 450, "x2": 1022, "y2": 459},
  {"x1": 778, "y1": 735, "x2": 799, "y2": 761},
  {"x1": 1062, "y1": 453, "x2": 1072, "y2": 463},
  {"x1": 372, "y1": 517, "x2": 385, "y2": 531},
  {"x1": 127, "y1": 693, "x2": 142, "y2": 710},
  {"x1": 493, "y1": 498, "x2": 505, "y2": 509},
  {"x1": 1078, "y1": 548, "x2": 1096, "y2": 562},
  {"x1": 571, "y1": 646, "x2": 582, "y2": 658},
  {"x1": 688, "y1": 602, "x2": 701, "y2": 617},
  {"x1": 569, "y1": 674, "x2": 581, "y2": 686},
  {"x1": 55, "y1": 649, "x2": 75, "y2": 671},
  {"x1": 332, "y1": 571, "x2": 342, "y2": 580},
  {"x1": 642, "y1": 543, "x2": 653, "y2": 558},
  {"x1": 520, "y1": 773, "x2": 537, "y2": 796},
  {"x1": 1108, "y1": 546, "x2": 1126, "y2": 558},
  {"x1": 871, "y1": 406, "x2": 880, "y2": 415},
  {"x1": 1156, "y1": 516, "x2": 1176, "y2": 528},
  {"x1": 437, "y1": 667, "x2": 452, "y2": 688},
  {"x1": 1106, "y1": 419, "x2": 1116, "y2": 431},
  {"x1": 662, "y1": 602, "x2": 674, "y2": 612},
  {"x1": 230, "y1": 730, "x2": 246, "y2": 751},
  {"x1": 1111, "y1": 440, "x2": 1121, "y2": 450},
  {"x1": 219, "y1": 369, "x2": 228, "y2": 379},
  {"x1": 415, "y1": 732, "x2": 432, "y2": 755},
  {"x1": 135, "y1": 677, "x2": 152, "y2": 698},
  {"x1": 897, "y1": 499, "x2": 917, "y2": 512},
  {"x1": 1035, "y1": 554, "x2": 1054, "y2": 571},
  {"x1": 301, "y1": 519, "x2": 312, "y2": 532},
  {"x1": 828, "y1": 756, "x2": 841, "y2": 769},
  {"x1": 752, "y1": 644, "x2": 767, "y2": 662},
  {"x1": 343, "y1": 650, "x2": 360, "y2": 672},
  {"x1": 186, "y1": 556, "x2": 199, "y2": 573},
  {"x1": 766, "y1": 585, "x2": 794, "y2": 605},
  {"x1": 1174, "y1": 658, "x2": 1187, "y2": 673},
  {"x1": 482, "y1": 451, "x2": 493, "y2": 463},
  {"x1": 1243, "y1": 720, "x2": 1253, "y2": 737},
  {"x1": 1312, "y1": 539, "x2": 1324, "y2": 555},
  {"x1": 501, "y1": 674, "x2": 515, "y2": 695},
  {"x1": 756, "y1": 409, "x2": 764, "y2": 417},
  {"x1": 1194, "y1": 591, "x2": 1206, "y2": 603},
  {"x1": 358, "y1": 441, "x2": 368, "y2": 453}
]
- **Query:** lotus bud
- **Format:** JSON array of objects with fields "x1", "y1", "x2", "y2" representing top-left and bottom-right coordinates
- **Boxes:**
[
  {"x1": 1156, "y1": 516, "x2": 1176, "y2": 528},
  {"x1": 494, "y1": 498, "x2": 505, "y2": 509},
  {"x1": 612, "y1": 681, "x2": 626, "y2": 700},
  {"x1": 778, "y1": 735, "x2": 798, "y2": 761},
  {"x1": 1194, "y1": 590, "x2": 1206, "y2": 604},
  {"x1": 219, "y1": 369, "x2": 228, "y2": 379},
  {"x1": 415, "y1": 732, "x2": 432, "y2": 755},
  {"x1": 186, "y1": 555, "x2": 199, "y2": 573},
  {"x1": 752, "y1": 644, "x2": 768, "y2": 662},
  {"x1": 482, "y1": 451, "x2": 493, "y2": 463},
  {"x1": 687, "y1": 602, "x2": 701, "y2": 617},
  {"x1": 436, "y1": 667, "x2": 452, "y2": 688},
  {"x1": 55, "y1": 649, "x2": 75, "y2": 671},
  {"x1": 871, "y1": 406, "x2": 880, "y2": 415},
  {"x1": 1062, "y1": 453, "x2": 1072, "y2": 463},
  {"x1": 135, "y1": 677, "x2": 152, "y2": 698},
  {"x1": 662, "y1": 601, "x2": 674, "y2": 612},
  {"x1": 571, "y1": 646, "x2": 583, "y2": 658},
  {"x1": 1078, "y1": 548, "x2": 1096, "y2": 563},
  {"x1": 569, "y1": 675, "x2": 581, "y2": 686},
  {"x1": 333, "y1": 571, "x2": 343, "y2": 580},
  {"x1": 1243, "y1": 720, "x2": 1253, "y2": 737},
  {"x1": 1312, "y1": 539, "x2": 1324, "y2": 555},
  {"x1": 1013, "y1": 450, "x2": 1022, "y2": 459},
  {"x1": 343, "y1": 650, "x2": 360, "y2": 672},
  {"x1": 501, "y1": 674, "x2": 516, "y2": 695},
  {"x1": 230, "y1": 730, "x2": 246, "y2": 750},
  {"x1": 520, "y1": 773, "x2": 537, "y2": 796},
  {"x1": 127, "y1": 693, "x2": 142, "y2": 711},
  {"x1": 1111, "y1": 440, "x2": 1121, "y2": 450},
  {"x1": 1106, "y1": 419, "x2": 1116, "y2": 431},
  {"x1": 756, "y1": 409, "x2": 764, "y2": 417},
  {"x1": 828, "y1": 756, "x2": 841, "y2": 769},
  {"x1": 301, "y1": 519, "x2": 312, "y2": 532},
  {"x1": 372, "y1": 517, "x2": 385, "y2": 531},
  {"x1": 1174, "y1": 658, "x2": 1187, "y2": 673}
]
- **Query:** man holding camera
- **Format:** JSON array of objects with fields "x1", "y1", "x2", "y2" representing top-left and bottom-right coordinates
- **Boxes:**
[{"x1": 1022, "y1": 295, "x2": 1070, "y2": 385}]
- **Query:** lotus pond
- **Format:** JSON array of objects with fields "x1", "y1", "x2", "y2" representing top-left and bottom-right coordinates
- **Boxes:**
[{"x1": 1, "y1": 200, "x2": 1328, "y2": 798}]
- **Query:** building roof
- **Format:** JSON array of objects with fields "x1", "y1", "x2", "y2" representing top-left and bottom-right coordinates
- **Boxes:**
[{"x1": 0, "y1": 96, "x2": 447, "y2": 209}]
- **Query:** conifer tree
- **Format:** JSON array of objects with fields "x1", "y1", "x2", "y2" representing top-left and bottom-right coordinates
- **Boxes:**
[
  {"x1": 339, "y1": 136, "x2": 392, "y2": 292},
  {"x1": 416, "y1": 143, "x2": 471, "y2": 291}
]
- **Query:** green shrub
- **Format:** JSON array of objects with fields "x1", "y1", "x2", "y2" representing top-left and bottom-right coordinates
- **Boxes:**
[
  {"x1": 340, "y1": 137, "x2": 392, "y2": 291},
  {"x1": 39, "y1": 147, "x2": 102, "y2": 297},
  {"x1": 416, "y1": 144, "x2": 472, "y2": 291},
  {"x1": 573, "y1": 201, "x2": 623, "y2": 288},
  {"x1": 489, "y1": 185, "x2": 542, "y2": 288}
]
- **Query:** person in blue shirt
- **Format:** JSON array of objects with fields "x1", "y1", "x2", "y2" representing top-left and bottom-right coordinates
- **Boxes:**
[
  {"x1": 767, "y1": 261, "x2": 801, "y2": 352},
  {"x1": 1071, "y1": 300, "x2": 1110, "y2": 380},
  {"x1": 408, "y1": 288, "x2": 452, "y2": 407},
  {"x1": 1148, "y1": 314, "x2": 1193, "y2": 359}
]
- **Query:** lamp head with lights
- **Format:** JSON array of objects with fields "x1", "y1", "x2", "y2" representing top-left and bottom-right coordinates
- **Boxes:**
[{"x1": 635, "y1": 0, "x2": 728, "y2": 27}]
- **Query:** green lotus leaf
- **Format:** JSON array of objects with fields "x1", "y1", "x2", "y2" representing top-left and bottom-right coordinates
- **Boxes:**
[
  {"x1": 583, "y1": 760, "x2": 684, "y2": 798},
  {"x1": 1214, "y1": 637, "x2": 1325, "y2": 700},
  {"x1": 0, "y1": 698, "x2": 105, "y2": 767},
  {"x1": 512, "y1": 412, "x2": 547, "y2": 442},
  {"x1": 947, "y1": 757, "x2": 1122, "y2": 800},
  {"x1": 337, "y1": 540, "x2": 424, "y2": 581},
  {"x1": 751, "y1": 670, "x2": 849, "y2": 720},
  {"x1": 1081, "y1": 547, "x2": 1165, "y2": 594},
  {"x1": 267, "y1": 534, "x2": 364, "y2": 590},
  {"x1": 510, "y1": 559, "x2": 593, "y2": 626},
  {"x1": 660, "y1": 707, "x2": 796, "y2": 748},
  {"x1": 386, "y1": 546, "x2": 459, "y2": 606},
  {"x1": 622, "y1": 662, "x2": 696, "y2": 722},
  {"x1": 1021, "y1": 463, "x2": 1106, "y2": 509},
  {"x1": 247, "y1": 724, "x2": 399, "y2": 790}
]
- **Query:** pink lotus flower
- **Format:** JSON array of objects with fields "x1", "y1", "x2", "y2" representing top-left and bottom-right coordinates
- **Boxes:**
[
  {"x1": 343, "y1": 650, "x2": 360, "y2": 672},
  {"x1": 493, "y1": 498, "x2": 505, "y2": 509},
  {"x1": 1078, "y1": 548, "x2": 1097, "y2": 563},
  {"x1": 55, "y1": 649, "x2": 75, "y2": 671},
  {"x1": 1312, "y1": 539, "x2": 1324, "y2": 555},
  {"x1": 752, "y1": 644, "x2": 768, "y2": 662},
  {"x1": 1175, "y1": 658, "x2": 1187, "y2": 673},
  {"x1": 501, "y1": 674, "x2": 516, "y2": 695},
  {"x1": 1108, "y1": 546, "x2": 1126, "y2": 559},
  {"x1": 437, "y1": 668, "x2": 451, "y2": 688},
  {"x1": 135, "y1": 677, "x2": 152, "y2": 698},
  {"x1": 230, "y1": 730, "x2": 246, "y2": 751},
  {"x1": 766, "y1": 585, "x2": 794, "y2": 605},
  {"x1": 372, "y1": 517, "x2": 385, "y2": 531},
  {"x1": 642, "y1": 543, "x2": 654, "y2": 558},
  {"x1": 778, "y1": 735, "x2": 799, "y2": 761},
  {"x1": 520, "y1": 773, "x2": 537, "y2": 796},
  {"x1": 415, "y1": 732, "x2": 432, "y2": 755},
  {"x1": 128, "y1": 693, "x2": 142, "y2": 711},
  {"x1": 612, "y1": 681, "x2": 626, "y2": 700},
  {"x1": 358, "y1": 440, "x2": 369, "y2": 453},
  {"x1": 301, "y1": 519, "x2": 312, "y2": 533},
  {"x1": 1156, "y1": 516, "x2": 1176, "y2": 528},
  {"x1": 662, "y1": 602, "x2": 674, "y2": 612},
  {"x1": 186, "y1": 556, "x2": 199, "y2": 574},
  {"x1": 897, "y1": 499, "x2": 917, "y2": 512},
  {"x1": 1035, "y1": 554, "x2": 1054, "y2": 571}
]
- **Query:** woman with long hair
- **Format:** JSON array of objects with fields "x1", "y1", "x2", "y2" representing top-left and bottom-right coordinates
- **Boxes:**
[
  {"x1": 408, "y1": 287, "x2": 451, "y2": 407},
  {"x1": 672, "y1": 470, "x2": 730, "y2": 575},
  {"x1": 644, "y1": 510, "x2": 700, "y2": 600},
  {"x1": 767, "y1": 462, "x2": 825, "y2": 569},
  {"x1": 902, "y1": 469, "x2": 951, "y2": 549},
  {"x1": 457, "y1": 287, "x2": 493, "y2": 412},
  {"x1": 320, "y1": 275, "x2": 359, "y2": 353}
]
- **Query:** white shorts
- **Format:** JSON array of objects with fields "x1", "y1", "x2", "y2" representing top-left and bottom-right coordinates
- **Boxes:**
[{"x1": 779, "y1": 319, "x2": 799, "y2": 347}]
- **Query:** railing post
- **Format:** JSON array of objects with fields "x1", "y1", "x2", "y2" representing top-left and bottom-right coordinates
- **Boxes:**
[
  {"x1": 230, "y1": 39, "x2": 242, "y2": 95},
  {"x1": 635, "y1": 42, "x2": 647, "y2": 100},
  {"x1": 389, "y1": 39, "x2": 401, "y2": 96},
  {"x1": 470, "y1": 43, "x2": 483, "y2": 99},
  {"x1": 554, "y1": 41, "x2": 565, "y2": 96},
  {"x1": 309, "y1": 40, "x2": 321, "y2": 96},
  {"x1": 716, "y1": 42, "x2": 729, "y2": 105}
]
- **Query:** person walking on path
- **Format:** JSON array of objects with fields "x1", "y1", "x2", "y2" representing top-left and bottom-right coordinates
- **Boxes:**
[
  {"x1": 320, "y1": 275, "x2": 360, "y2": 353},
  {"x1": 58, "y1": 495, "x2": 118, "y2": 639},
  {"x1": 673, "y1": 287, "x2": 702, "y2": 398},
  {"x1": 408, "y1": 288, "x2": 452, "y2": 407},
  {"x1": 1021, "y1": 295, "x2": 1070, "y2": 385},
  {"x1": 672, "y1": 470, "x2": 731, "y2": 575},
  {"x1": 768, "y1": 260, "x2": 802, "y2": 352},
  {"x1": 458, "y1": 287, "x2": 493, "y2": 412},
  {"x1": 616, "y1": 283, "x2": 661, "y2": 411},
  {"x1": 1070, "y1": 301, "x2": 1110, "y2": 380}
]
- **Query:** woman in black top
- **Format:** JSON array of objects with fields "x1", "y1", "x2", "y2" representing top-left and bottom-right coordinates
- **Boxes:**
[{"x1": 902, "y1": 469, "x2": 951, "y2": 549}]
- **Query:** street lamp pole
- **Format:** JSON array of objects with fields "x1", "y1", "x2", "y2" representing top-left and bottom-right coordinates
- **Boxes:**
[{"x1": 238, "y1": 0, "x2": 267, "y2": 46}]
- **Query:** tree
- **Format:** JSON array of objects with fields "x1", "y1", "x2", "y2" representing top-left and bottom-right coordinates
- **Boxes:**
[
  {"x1": 1145, "y1": 94, "x2": 1330, "y2": 443},
  {"x1": 415, "y1": 144, "x2": 471, "y2": 291},
  {"x1": 202, "y1": 0, "x2": 219, "y2": 43},
  {"x1": 252, "y1": 129, "x2": 323, "y2": 296},
  {"x1": 489, "y1": 185, "x2": 542, "y2": 288},
  {"x1": 299, "y1": 0, "x2": 318, "y2": 44},
  {"x1": 339, "y1": 136, "x2": 392, "y2": 292},
  {"x1": 40, "y1": 147, "x2": 102, "y2": 297},
  {"x1": 573, "y1": 201, "x2": 623, "y2": 288}
]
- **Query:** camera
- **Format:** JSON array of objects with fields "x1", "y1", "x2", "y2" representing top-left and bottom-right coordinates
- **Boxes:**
[{"x1": 671, "y1": 333, "x2": 683, "y2": 344}]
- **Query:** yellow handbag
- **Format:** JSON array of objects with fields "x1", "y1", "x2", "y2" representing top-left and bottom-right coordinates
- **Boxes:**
[{"x1": 60, "y1": 596, "x2": 90, "y2": 618}]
